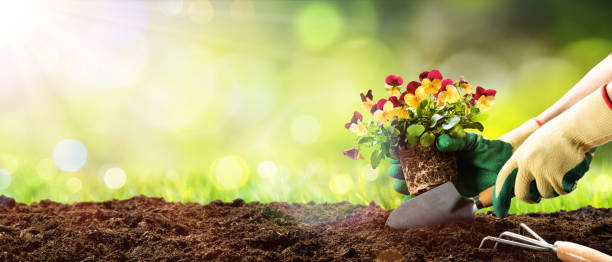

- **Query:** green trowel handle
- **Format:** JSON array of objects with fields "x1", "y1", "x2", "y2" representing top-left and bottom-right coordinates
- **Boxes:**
[{"x1": 474, "y1": 186, "x2": 494, "y2": 209}]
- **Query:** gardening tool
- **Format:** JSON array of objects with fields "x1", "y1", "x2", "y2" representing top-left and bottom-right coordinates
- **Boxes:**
[
  {"x1": 479, "y1": 223, "x2": 612, "y2": 262},
  {"x1": 386, "y1": 181, "x2": 494, "y2": 229}
]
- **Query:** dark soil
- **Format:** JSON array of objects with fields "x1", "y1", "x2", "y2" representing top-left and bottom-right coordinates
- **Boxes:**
[{"x1": 0, "y1": 195, "x2": 610, "y2": 261}]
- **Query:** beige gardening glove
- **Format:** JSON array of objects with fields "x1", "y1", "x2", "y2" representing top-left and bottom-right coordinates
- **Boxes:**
[
  {"x1": 497, "y1": 119, "x2": 541, "y2": 150},
  {"x1": 494, "y1": 85, "x2": 612, "y2": 217}
]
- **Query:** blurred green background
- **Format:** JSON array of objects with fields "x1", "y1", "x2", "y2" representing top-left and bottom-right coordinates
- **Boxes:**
[{"x1": 0, "y1": 0, "x2": 610, "y2": 214}]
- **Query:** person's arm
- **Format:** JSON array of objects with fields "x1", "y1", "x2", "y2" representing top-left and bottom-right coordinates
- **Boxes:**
[{"x1": 536, "y1": 54, "x2": 612, "y2": 124}]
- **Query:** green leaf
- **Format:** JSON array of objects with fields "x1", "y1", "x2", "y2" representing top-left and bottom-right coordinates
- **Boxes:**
[
  {"x1": 405, "y1": 124, "x2": 425, "y2": 146},
  {"x1": 406, "y1": 124, "x2": 425, "y2": 137},
  {"x1": 430, "y1": 113, "x2": 444, "y2": 128},
  {"x1": 416, "y1": 98, "x2": 429, "y2": 116},
  {"x1": 357, "y1": 137, "x2": 373, "y2": 144},
  {"x1": 463, "y1": 122, "x2": 484, "y2": 132},
  {"x1": 442, "y1": 116, "x2": 461, "y2": 130},
  {"x1": 471, "y1": 113, "x2": 488, "y2": 122},
  {"x1": 419, "y1": 132, "x2": 436, "y2": 147},
  {"x1": 370, "y1": 150, "x2": 382, "y2": 169},
  {"x1": 449, "y1": 126, "x2": 466, "y2": 138}
]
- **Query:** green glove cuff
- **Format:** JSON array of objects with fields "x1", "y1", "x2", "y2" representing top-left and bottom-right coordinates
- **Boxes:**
[
  {"x1": 388, "y1": 162, "x2": 404, "y2": 180},
  {"x1": 393, "y1": 179, "x2": 410, "y2": 195}
]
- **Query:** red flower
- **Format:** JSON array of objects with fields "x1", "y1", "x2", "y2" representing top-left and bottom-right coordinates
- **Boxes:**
[
  {"x1": 474, "y1": 86, "x2": 496, "y2": 99},
  {"x1": 344, "y1": 111, "x2": 363, "y2": 129},
  {"x1": 385, "y1": 74, "x2": 403, "y2": 86},
  {"x1": 439, "y1": 78, "x2": 454, "y2": 92},
  {"x1": 406, "y1": 81, "x2": 420, "y2": 94},
  {"x1": 484, "y1": 89, "x2": 496, "y2": 97},
  {"x1": 427, "y1": 69, "x2": 443, "y2": 80},
  {"x1": 360, "y1": 89, "x2": 373, "y2": 102},
  {"x1": 474, "y1": 86, "x2": 485, "y2": 99},
  {"x1": 388, "y1": 96, "x2": 400, "y2": 107},
  {"x1": 343, "y1": 148, "x2": 363, "y2": 160},
  {"x1": 419, "y1": 71, "x2": 429, "y2": 81},
  {"x1": 375, "y1": 98, "x2": 388, "y2": 110}
]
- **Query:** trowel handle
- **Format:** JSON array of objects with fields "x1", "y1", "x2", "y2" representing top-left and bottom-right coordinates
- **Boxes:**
[
  {"x1": 474, "y1": 186, "x2": 494, "y2": 209},
  {"x1": 554, "y1": 241, "x2": 612, "y2": 262}
]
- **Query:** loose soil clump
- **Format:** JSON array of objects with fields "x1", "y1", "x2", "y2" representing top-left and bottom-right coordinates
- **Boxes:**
[{"x1": 0, "y1": 195, "x2": 610, "y2": 261}]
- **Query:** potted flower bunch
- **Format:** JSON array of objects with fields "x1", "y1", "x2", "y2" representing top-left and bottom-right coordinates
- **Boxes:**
[{"x1": 343, "y1": 70, "x2": 497, "y2": 196}]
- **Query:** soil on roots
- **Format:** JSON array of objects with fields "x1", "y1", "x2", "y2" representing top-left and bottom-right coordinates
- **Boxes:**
[{"x1": 0, "y1": 195, "x2": 610, "y2": 261}]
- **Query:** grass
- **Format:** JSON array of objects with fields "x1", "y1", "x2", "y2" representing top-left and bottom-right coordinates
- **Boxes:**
[{"x1": 2, "y1": 150, "x2": 610, "y2": 216}]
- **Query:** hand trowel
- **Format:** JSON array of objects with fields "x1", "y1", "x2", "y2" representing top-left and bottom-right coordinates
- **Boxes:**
[{"x1": 386, "y1": 182, "x2": 494, "y2": 229}]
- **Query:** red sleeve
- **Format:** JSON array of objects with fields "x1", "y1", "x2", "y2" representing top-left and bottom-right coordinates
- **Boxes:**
[{"x1": 602, "y1": 83, "x2": 612, "y2": 111}]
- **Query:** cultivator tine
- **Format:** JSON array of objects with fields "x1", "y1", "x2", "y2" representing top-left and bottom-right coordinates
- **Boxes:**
[
  {"x1": 479, "y1": 223, "x2": 552, "y2": 252},
  {"x1": 479, "y1": 236, "x2": 550, "y2": 251},
  {"x1": 518, "y1": 223, "x2": 546, "y2": 242}
]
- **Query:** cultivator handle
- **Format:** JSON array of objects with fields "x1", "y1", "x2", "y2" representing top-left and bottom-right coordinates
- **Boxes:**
[
  {"x1": 555, "y1": 241, "x2": 612, "y2": 262},
  {"x1": 474, "y1": 186, "x2": 494, "y2": 209}
]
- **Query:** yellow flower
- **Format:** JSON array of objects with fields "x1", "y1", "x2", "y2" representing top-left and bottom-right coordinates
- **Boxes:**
[
  {"x1": 476, "y1": 95, "x2": 495, "y2": 112},
  {"x1": 384, "y1": 85, "x2": 402, "y2": 97},
  {"x1": 373, "y1": 100, "x2": 402, "y2": 123},
  {"x1": 360, "y1": 90, "x2": 375, "y2": 112},
  {"x1": 436, "y1": 85, "x2": 460, "y2": 107},
  {"x1": 401, "y1": 92, "x2": 420, "y2": 108},
  {"x1": 348, "y1": 122, "x2": 367, "y2": 136},
  {"x1": 459, "y1": 76, "x2": 474, "y2": 94},
  {"x1": 420, "y1": 78, "x2": 441, "y2": 95},
  {"x1": 395, "y1": 108, "x2": 409, "y2": 119},
  {"x1": 414, "y1": 86, "x2": 428, "y2": 101}
]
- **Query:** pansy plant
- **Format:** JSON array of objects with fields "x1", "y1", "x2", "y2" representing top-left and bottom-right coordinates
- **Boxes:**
[{"x1": 343, "y1": 70, "x2": 497, "y2": 169}]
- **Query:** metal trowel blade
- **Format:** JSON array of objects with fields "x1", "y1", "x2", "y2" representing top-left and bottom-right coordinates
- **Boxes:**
[{"x1": 386, "y1": 182, "x2": 478, "y2": 229}]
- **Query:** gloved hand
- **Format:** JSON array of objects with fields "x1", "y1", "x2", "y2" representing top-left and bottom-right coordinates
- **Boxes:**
[
  {"x1": 388, "y1": 118, "x2": 540, "y2": 202},
  {"x1": 388, "y1": 158, "x2": 413, "y2": 202},
  {"x1": 434, "y1": 119, "x2": 540, "y2": 212},
  {"x1": 494, "y1": 85, "x2": 612, "y2": 218}
]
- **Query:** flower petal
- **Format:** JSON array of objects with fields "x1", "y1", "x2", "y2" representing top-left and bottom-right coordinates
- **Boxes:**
[
  {"x1": 419, "y1": 71, "x2": 429, "y2": 81},
  {"x1": 389, "y1": 96, "x2": 400, "y2": 107},
  {"x1": 385, "y1": 74, "x2": 403, "y2": 86},
  {"x1": 376, "y1": 98, "x2": 388, "y2": 110},
  {"x1": 427, "y1": 69, "x2": 443, "y2": 80},
  {"x1": 440, "y1": 78, "x2": 454, "y2": 91},
  {"x1": 343, "y1": 148, "x2": 363, "y2": 160},
  {"x1": 483, "y1": 89, "x2": 497, "y2": 97},
  {"x1": 406, "y1": 81, "x2": 420, "y2": 94},
  {"x1": 382, "y1": 100, "x2": 394, "y2": 112}
]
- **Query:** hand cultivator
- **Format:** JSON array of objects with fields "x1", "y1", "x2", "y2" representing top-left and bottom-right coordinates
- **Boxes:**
[{"x1": 479, "y1": 223, "x2": 612, "y2": 262}]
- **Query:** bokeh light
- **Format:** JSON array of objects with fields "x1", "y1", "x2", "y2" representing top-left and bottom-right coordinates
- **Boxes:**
[
  {"x1": 290, "y1": 115, "x2": 321, "y2": 145},
  {"x1": 592, "y1": 175, "x2": 612, "y2": 194},
  {"x1": 210, "y1": 156, "x2": 249, "y2": 189},
  {"x1": 330, "y1": 174, "x2": 352, "y2": 195},
  {"x1": 0, "y1": 169, "x2": 11, "y2": 190},
  {"x1": 104, "y1": 167, "x2": 127, "y2": 190},
  {"x1": 188, "y1": 0, "x2": 214, "y2": 24},
  {"x1": 295, "y1": 2, "x2": 343, "y2": 50},
  {"x1": 230, "y1": 0, "x2": 255, "y2": 19},
  {"x1": 36, "y1": 159, "x2": 58, "y2": 180},
  {"x1": 158, "y1": 0, "x2": 184, "y2": 16},
  {"x1": 66, "y1": 177, "x2": 82, "y2": 194},
  {"x1": 257, "y1": 161, "x2": 277, "y2": 179},
  {"x1": 361, "y1": 165, "x2": 378, "y2": 181},
  {"x1": 0, "y1": 154, "x2": 18, "y2": 173},
  {"x1": 53, "y1": 139, "x2": 88, "y2": 172}
]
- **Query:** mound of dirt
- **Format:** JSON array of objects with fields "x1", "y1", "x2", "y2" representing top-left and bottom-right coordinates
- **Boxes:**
[{"x1": 0, "y1": 195, "x2": 610, "y2": 261}]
